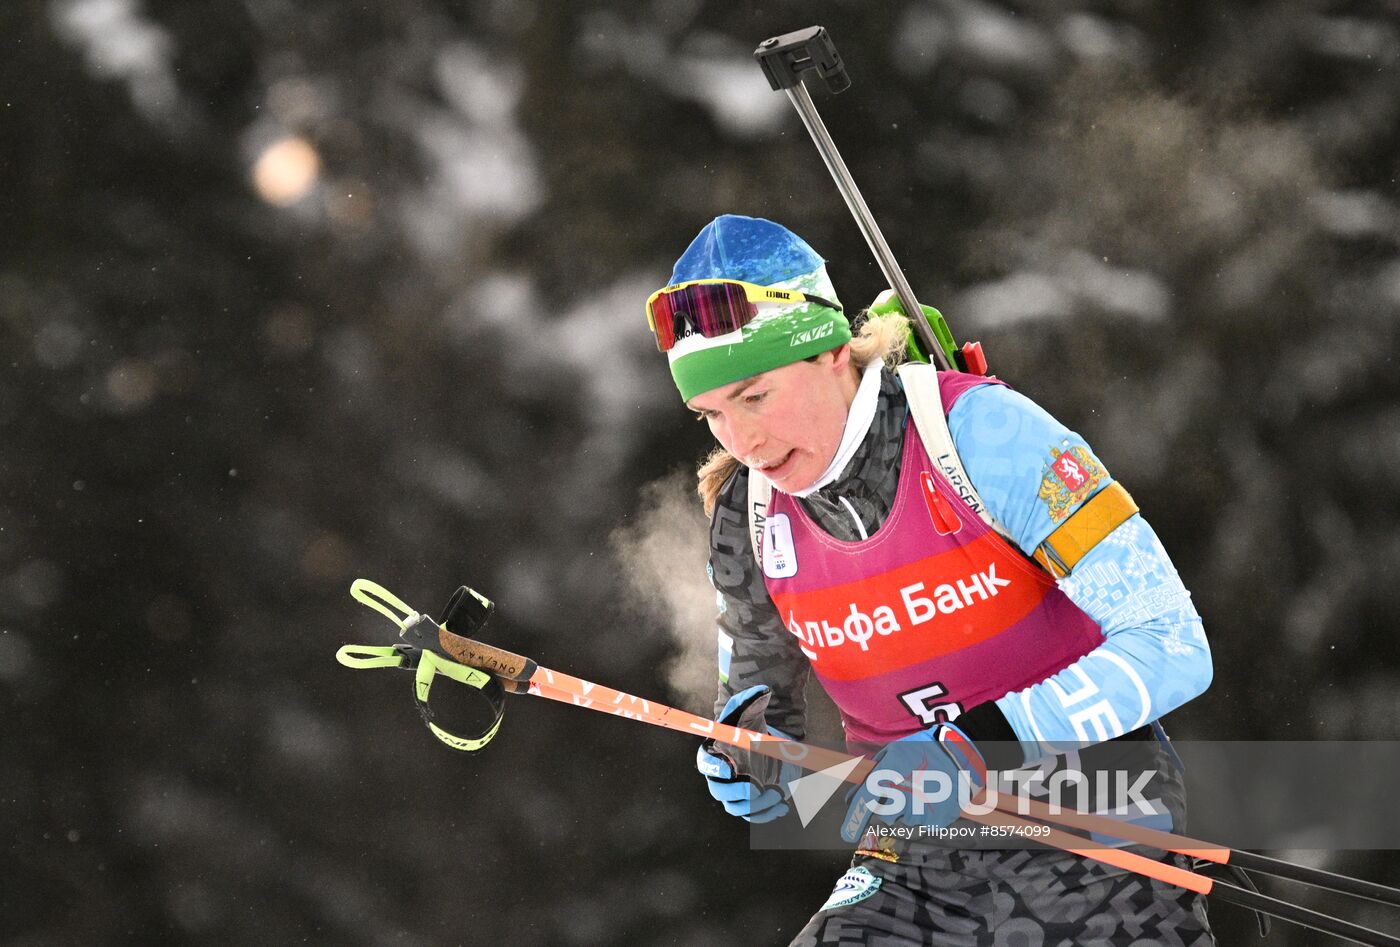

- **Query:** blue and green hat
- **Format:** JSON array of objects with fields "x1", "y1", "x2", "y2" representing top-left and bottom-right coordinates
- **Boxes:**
[{"x1": 663, "y1": 215, "x2": 850, "y2": 401}]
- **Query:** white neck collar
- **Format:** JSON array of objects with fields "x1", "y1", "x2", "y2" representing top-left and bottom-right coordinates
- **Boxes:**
[{"x1": 789, "y1": 358, "x2": 884, "y2": 498}]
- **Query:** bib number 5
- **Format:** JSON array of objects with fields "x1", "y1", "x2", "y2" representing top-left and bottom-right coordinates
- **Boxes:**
[{"x1": 898, "y1": 681, "x2": 963, "y2": 726}]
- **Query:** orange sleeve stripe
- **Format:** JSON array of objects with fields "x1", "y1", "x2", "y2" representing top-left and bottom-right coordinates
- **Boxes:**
[{"x1": 1033, "y1": 482, "x2": 1139, "y2": 578}]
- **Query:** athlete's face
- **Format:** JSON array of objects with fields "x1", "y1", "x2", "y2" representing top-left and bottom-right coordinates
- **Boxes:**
[{"x1": 687, "y1": 345, "x2": 861, "y2": 493}]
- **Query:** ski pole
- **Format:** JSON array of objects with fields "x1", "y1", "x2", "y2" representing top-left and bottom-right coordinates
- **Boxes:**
[
  {"x1": 962, "y1": 803, "x2": 1400, "y2": 947},
  {"x1": 913, "y1": 731, "x2": 1400, "y2": 941},
  {"x1": 925, "y1": 740, "x2": 1400, "y2": 909},
  {"x1": 501, "y1": 680, "x2": 1400, "y2": 945},
  {"x1": 338, "y1": 579, "x2": 844, "y2": 768},
  {"x1": 338, "y1": 580, "x2": 1400, "y2": 944},
  {"x1": 1202, "y1": 882, "x2": 1400, "y2": 947},
  {"x1": 488, "y1": 675, "x2": 1208, "y2": 899},
  {"x1": 753, "y1": 25, "x2": 959, "y2": 372},
  {"x1": 511, "y1": 679, "x2": 1400, "y2": 946},
  {"x1": 999, "y1": 795, "x2": 1400, "y2": 908}
]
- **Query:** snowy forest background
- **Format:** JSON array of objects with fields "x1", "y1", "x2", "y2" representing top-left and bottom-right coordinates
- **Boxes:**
[{"x1": 6, "y1": 0, "x2": 1400, "y2": 944}]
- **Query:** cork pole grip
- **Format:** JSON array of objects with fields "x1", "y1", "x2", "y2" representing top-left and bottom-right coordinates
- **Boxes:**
[{"x1": 437, "y1": 626, "x2": 537, "y2": 681}]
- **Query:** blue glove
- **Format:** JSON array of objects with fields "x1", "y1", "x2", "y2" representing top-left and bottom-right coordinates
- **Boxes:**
[
  {"x1": 696, "y1": 685, "x2": 802, "y2": 823},
  {"x1": 841, "y1": 724, "x2": 986, "y2": 843}
]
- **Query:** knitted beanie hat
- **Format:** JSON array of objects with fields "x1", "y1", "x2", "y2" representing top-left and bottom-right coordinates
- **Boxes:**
[{"x1": 662, "y1": 215, "x2": 849, "y2": 401}]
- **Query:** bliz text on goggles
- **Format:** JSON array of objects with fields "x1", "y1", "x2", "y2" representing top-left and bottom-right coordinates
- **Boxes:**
[{"x1": 644, "y1": 279, "x2": 842, "y2": 353}]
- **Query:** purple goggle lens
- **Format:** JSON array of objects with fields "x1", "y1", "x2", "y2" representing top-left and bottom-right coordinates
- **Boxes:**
[{"x1": 647, "y1": 282, "x2": 758, "y2": 353}]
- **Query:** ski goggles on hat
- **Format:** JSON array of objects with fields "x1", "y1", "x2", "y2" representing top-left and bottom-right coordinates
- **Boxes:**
[{"x1": 644, "y1": 279, "x2": 843, "y2": 353}]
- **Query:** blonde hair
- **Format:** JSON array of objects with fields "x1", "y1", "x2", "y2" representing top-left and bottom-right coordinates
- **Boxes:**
[{"x1": 696, "y1": 313, "x2": 912, "y2": 516}]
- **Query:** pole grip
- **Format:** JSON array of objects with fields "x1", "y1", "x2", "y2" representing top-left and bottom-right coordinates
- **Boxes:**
[{"x1": 437, "y1": 625, "x2": 538, "y2": 681}]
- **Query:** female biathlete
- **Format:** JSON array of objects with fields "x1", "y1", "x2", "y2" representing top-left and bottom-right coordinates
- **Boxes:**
[{"x1": 645, "y1": 214, "x2": 1215, "y2": 946}]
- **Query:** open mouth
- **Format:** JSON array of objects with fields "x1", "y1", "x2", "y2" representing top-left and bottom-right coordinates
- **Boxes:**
[{"x1": 756, "y1": 451, "x2": 796, "y2": 478}]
